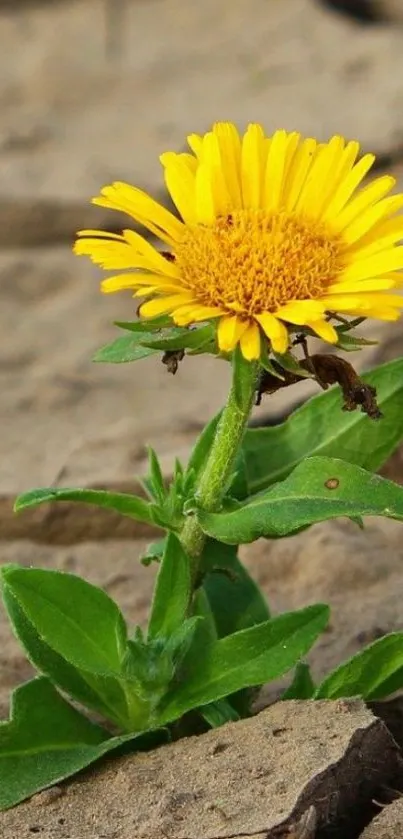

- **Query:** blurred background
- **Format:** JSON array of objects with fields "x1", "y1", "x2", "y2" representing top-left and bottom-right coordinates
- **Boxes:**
[
  {"x1": 1, "y1": 0, "x2": 403, "y2": 710},
  {"x1": 2, "y1": 0, "x2": 403, "y2": 499}
]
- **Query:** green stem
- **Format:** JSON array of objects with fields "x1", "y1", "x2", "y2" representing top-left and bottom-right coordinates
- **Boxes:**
[{"x1": 180, "y1": 349, "x2": 258, "y2": 578}]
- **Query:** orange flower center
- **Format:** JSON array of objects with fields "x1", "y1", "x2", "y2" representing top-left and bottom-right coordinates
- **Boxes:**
[{"x1": 174, "y1": 210, "x2": 346, "y2": 315}]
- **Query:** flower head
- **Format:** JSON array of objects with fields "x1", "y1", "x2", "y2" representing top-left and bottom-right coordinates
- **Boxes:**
[{"x1": 74, "y1": 123, "x2": 403, "y2": 360}]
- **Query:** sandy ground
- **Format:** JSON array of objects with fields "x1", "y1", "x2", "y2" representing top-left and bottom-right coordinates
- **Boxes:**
[{"x1": 2, "y1": 0, "x2": 403, "y2": 834}]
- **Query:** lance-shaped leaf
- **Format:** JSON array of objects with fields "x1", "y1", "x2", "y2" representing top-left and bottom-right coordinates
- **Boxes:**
[
  {"x1": 147, "y1": 533, "x2": 191, "y2": 641},
  {"x1": 198, "y1": 457, "x2": 403, "y2": 544},
  {"x1": 186, "y1": 411, "x2": 222, "y2": 483},
  {"x1": 142, "y1": 323, "x2": 214, "y2": 351},
  {"x1": 315, "y1": 633, "x2": 403, "y2": 700},
  {"x1": 1, "y1": 589, "x2": 130, "y2": 729},
  {"x1": 1, "y1": 567, "x2": 127, "y2": 676},
  {"x1": 282, "y1": 662, "x2": 316, "y2": 699},
  {"x1": 233, "y1": 358, "x2": 403, "y2": 499},
  {"x1": 115, "y1": 315, "x2": 173, "y2": 332},
  {"x1": 0, "y1": 677, "x2": 164, "y2": 810},
  {"x1": 93, "y1": 334, "x2": 159, "y2": 363},
  {"x1": 14, "y1": 486, "x2": 156, "y2": 526},
  {"x1": 202, "y1": 541, "x2": 270, "y2": 635},
  {"x1": 158, "y1": 604, "x2": 329, "y2": 723}
]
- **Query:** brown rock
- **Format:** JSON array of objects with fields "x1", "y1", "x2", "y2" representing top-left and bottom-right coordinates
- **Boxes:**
[
  {"x1": 0, "y1": 700, "x2": 401, "y2": 838},
  {"x1": 360, "y1": 797, "x2": 403, "y2": 838}
]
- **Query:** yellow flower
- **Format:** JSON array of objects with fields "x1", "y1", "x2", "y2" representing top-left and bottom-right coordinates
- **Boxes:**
[{"x1": 74, "y1": 123, "x2": 403, "y2": 361}]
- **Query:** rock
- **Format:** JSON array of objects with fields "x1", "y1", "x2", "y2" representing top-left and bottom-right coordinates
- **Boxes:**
[
  {"x1": 317, "y1": 0, "x2": 403, "y2": 24},
  {"x1": 1, "y1": 700, "x2": 402, "y2": 838},
  {"x1": 360, "y1": 797, "x2": 403, "y2": 838}
]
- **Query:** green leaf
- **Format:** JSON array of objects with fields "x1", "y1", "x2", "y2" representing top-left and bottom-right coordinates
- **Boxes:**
[
  {"x1": 142, "y1": 323, "x2": 214, "y2": 351},
  {"x1": 140, "y1": 539, "x2": 165, "y2": 566},
  {"x1": 158, "y1": 604, "x2": 329, "y2": 723},
  {"x1": 186, "y1": 411, "x2": 223, "y2": 483},
  {"x1": 282, "y1": 662, "x2": 316, "y2": 699},
  {"x1": 232, "y1": 345, "x2": 255, "y2": 411},
  {"x1": 143, "y1": 446, "x2": 166, "y2": 505},
  {"x1": 1, "y1": 567, "x2": 127, "y2": 676},
  {"x1": 147, "y1": 534, "x2": 191, "y2": 641},
  {"x1": 315, "y1": 633, "x2": 403, "y2": 700},
  {"x1": 163, "y1": 617, "x2": 202, "y2": 668},
  {"x1": 1, "y1": 588, "x2": 131, "y2": 729},
  {"x1": 0, "y1": 677, "x2": 164, "y2": 810},
  {"x1": 259, "y1": 343, "x2": 285, "y2": 379},
  {"x1": 115, "y1": 315, "x2": 173, "y2": 332},
  {"x1": 234, "y1": 358, "x2": 403, "y2": 499},
  {"x1": 272, "y1": 351, "x2": 312, "y2": 378},
  {"x1": 14, "y1": 486, "x2": 155, "y2": 526},
  {"x1": 335, "y1": 331, "x2": 378, "y2": 352},
  {"x1": 200, "y1": 699, "x2": 240, "y2": 727},
  {"x1": 93, "y1": 334, "x2": 160, "y2": 363},
  {"x1": 198, "y1": 456, "x2": 403, "y2": 543},
  {"x1": 202, "y1": 541, "x2": 270, "y2": 635},
  {"x1": 123, "y1": 637, "x2": 174, "y2": 697}
]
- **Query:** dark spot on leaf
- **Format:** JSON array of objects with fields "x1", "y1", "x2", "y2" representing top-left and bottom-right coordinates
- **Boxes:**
[{"x1": 325, "y1": 478, "x2": 339, "y2": 490}]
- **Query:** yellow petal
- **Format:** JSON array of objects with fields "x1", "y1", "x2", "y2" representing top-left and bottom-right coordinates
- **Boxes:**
[
  {"x1": 161, "y1": 151, "x2": 197, "y2": 173},
  {"x1": 322, "y1": 292, "x2": 403, "y2": 311},
  {"x1": 195, "y1": 163, "x2": 215, "y2": 225},
  {"x1": 323, "y1": 153, "x2": 375, "y2": 221},
  {"x1": 263, "y1": 129, "x2": 288, "y2": 211},
  {"x1": 240, "y1": 322, "x2": 261, "y2": 360},
  {"x1": 283, "y1": 138, "x2": 317, "y2": 211},
  {"x1": 101, "y1": 274, "x2": 180, "y2": 293},
  {"x1": 319, "y1": 141, "x2": 360, "y2": 218},
  {"x1": 343, "y1": 195, "x2": 403, "y2": 246},
  {"x1": 140, "y1": 294, "x2": 193, "y2": 318},
  {"x1": 307, "y1": 320, "x2": 338, "y2": 343},
  {"x1": 275, "y1": 300, "x2": 326, "y2": 324},
  {"x1": 76, "y1": 229, "x2": 126, "y2": 240},
  {"x1": 345, "y1": 306, "x2": 402, "y2": 321},
  {"x1": 74, "y1": 238, "x2": 135, "y2": 269},
  {"x1": 217, "y1": 315, "x2": 248, "y2": 352},
  {"x1": 92, "y1": 182, "x2": 184, "y2": 244},
  {"x1": 213, "y1": 122, "x2": 243, "y2": 208},
  {"x1": 332, "y1": 175, "x2": 396, "y2": 233},
  {"x1": 256, "y1": 313, "x2": 289, "y2": 354},
  {"x1": 340, "y1": 248, "x2": 403, "y2": 284},
  {"x1": 187, "y1": 133, "x2": 203, "y2": 158},
  {"x1": 199, "y1": 132, "x2": 232, "y2": 216},
  {"x1": 133, "y1": 282, "x2": 185, "y2": 297},
  {"x1": 160, "y1": 154, "x2": 197, "y2": 225},
  {"x1": 241, "y1": 124, "x2": 267, "y2": 209},
  {"x1": 297, "y1": 135, "x2": 345, "y2": 217},
  {"x1": 122, "y1": 230, "x2": 179, "y2": 277},
  {"x1": 350, "y1": 216, "x2": 403, "y2": 260},
  {"x1": 327, "y1": 278, "x2": 396, "y2": 294},
  {"x1": 282, "y1": 132, "x2": 301, "y2": 187},
  {"x1": 211, "y1": 164, "x2": 232, "y2": 217},
  {"x1": 173, "y1": 304, "x2": 224, "y2": 326},
  {"x1": 75, "y1": 229, "x2": 179, "y2": 275}
]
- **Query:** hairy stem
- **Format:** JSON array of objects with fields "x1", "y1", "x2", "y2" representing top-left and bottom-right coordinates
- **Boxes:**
[{"x1": 180, "y1": 349, "x2": 258, "y2": 579}]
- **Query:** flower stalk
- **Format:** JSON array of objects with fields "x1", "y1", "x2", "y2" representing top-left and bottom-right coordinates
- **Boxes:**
[{"x1": 180, "y1": 349, "x2": 258, "y2": 579}]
